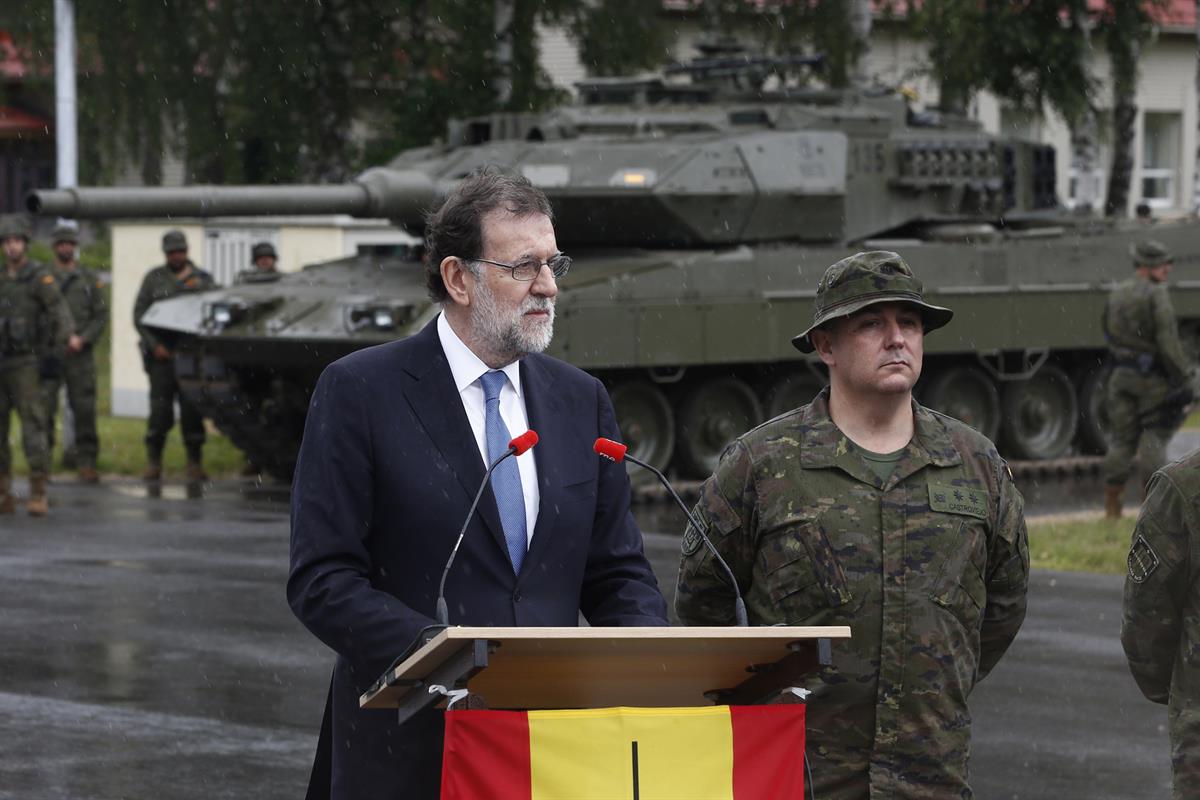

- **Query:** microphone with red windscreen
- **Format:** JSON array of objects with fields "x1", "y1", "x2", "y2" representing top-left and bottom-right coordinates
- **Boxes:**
[
  {"x1": 436, "y1": 430, "x2": 539, "y2": 626},
  {"x1": 594, "y1": 437, "x2": 748, "y2": 626}
]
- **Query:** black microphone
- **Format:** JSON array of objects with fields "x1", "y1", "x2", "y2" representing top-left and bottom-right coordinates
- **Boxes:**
[
  {"x1": 436, "y1": 430, "x2": 539, "y2": 626},
  {"x1": 594, "y1": 437, "x2": 748, "y2": 627}
]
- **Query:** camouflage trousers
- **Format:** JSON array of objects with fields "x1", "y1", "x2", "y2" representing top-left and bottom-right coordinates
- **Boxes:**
[
  {"x1": 0, "y1": 358, "x2": 50, "y2": 475},
  {"x1": 1170, "y1": 685, "x2": 1200, "y2": 800},
  {"x1": 1102, "y1": 367, "x2": 1174, "y2": 488},
  {"x1": 144, "y1": 358, "x2": 205, "y2": 458},
  {"x1": 40, "y1": 350, "x2": 99, "y2": 469}
]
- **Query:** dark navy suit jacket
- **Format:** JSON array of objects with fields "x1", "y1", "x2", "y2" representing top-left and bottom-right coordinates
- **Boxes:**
[{"x1": 288, "y1": 318, "x2": 669, "y2": 800}]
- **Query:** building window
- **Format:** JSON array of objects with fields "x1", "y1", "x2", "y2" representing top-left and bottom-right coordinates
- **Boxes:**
[{"x1": 1141, "y1": 111, "x2": 1180, "y2": 209}]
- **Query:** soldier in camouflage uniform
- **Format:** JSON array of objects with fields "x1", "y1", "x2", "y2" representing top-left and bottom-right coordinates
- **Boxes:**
[
  {"x1": 40, "y1": 224, "x2": 107, "y2": 483},
  {"x1": 676, "y1": 251, "x2": 1030, "y2": 799},
  {"x1": 1121, "y1": 449, "x2": 1200, "y2": 799},
  {"x1": 1101, "y1": 239, "x2": 1192, "y2": 519},
  {"x1": 0, "y1": 214, "x2": 74, "y2": 516},
  {"x1": 133, "y1": 230, "x2": 215, "y2": 481}
]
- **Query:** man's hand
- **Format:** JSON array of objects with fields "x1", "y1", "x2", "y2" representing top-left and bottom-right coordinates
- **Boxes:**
[
  {"x1": 152, "y1": 343, "x2": 171, "y2": 361},
  {"x1": 67, "y1": 334, "x2": 84, "y2": 354}
]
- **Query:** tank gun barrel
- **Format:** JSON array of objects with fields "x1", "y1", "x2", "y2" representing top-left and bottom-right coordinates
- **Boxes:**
[{"x1": 26, "y1": 167, "x2": 440, "y2": 230}]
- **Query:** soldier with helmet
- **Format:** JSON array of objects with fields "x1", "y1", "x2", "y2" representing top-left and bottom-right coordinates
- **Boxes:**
[
  {"x1": 133, "y1": 229, "x2": 216, "y2": 482},
  {"x1": 676, "y1": 251, "x2": 1029, "y2": 798},
  {"x1": 0, "y1": 213, "x2": 74, "y2": 515},
  {"x1": 235, "y1": 241, "x2": 279, "y2": 284},
  {"x1": 40, "y1": 224, "x2": 107, "y2": 483},
  {"x1": 1101, "y1": 239, "x2": 1194, "y2": 519}
]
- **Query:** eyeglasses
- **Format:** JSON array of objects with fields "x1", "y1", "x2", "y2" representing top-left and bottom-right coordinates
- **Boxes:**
[{"x1": 470, "y1": 253, "x2": 571, "y2": 281}]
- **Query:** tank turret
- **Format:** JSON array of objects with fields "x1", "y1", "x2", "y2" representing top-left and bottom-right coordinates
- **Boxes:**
[{"x1": 27, "y1": 50, "x2": 1200, "y2": 481}]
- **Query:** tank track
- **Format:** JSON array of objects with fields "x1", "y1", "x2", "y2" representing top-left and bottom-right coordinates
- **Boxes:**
[{"x1": 174, "y1": 350, "x2": 300, "y2": 482}]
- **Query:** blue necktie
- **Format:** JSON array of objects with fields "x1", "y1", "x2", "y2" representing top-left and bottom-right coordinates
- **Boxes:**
[{"x1": 480, "y1": 370, "x2": 527, "y2": 574}]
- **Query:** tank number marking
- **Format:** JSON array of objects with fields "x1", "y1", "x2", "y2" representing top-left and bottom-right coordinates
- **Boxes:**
[{"x1": 849, "y1": 142, "x2": 886, "y2": 177}]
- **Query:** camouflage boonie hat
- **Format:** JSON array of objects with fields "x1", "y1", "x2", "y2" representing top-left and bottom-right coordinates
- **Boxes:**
[
  {"x1": 251, "y1": 242, "x2": 277, "y2": 260},
  {"x1": 792, "y1": 250, "x2": 954, "y2": 354},
  {"x1": 0, "y1": 213, "x2": 32, "y2": 241},
  {"x1": 51, "y1": 224, "x2": 79, "y2": 245},
  {"x1": 162, "y1": 229, "x2": 188, "y2": 253},
  {"x1": 1131, "y1": 239, "x2": 1172, "y2": 267}
]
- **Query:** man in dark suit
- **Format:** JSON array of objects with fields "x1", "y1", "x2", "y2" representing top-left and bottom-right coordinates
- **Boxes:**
[{"x1": 288, "y1": 169, "x2": 669, "y2": 800}]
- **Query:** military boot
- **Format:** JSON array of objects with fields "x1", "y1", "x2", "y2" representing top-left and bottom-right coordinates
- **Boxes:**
[
  {"x1": 186, "y1": 446, "x2": 207, "y2": 482},
  {"x1": 143, "y1": 449, "x2": 163, "y2": 481},
  {"x1": 0, "y1": 473, "x2": 15, "y2": 514},
  {"x1": 27, "y1": 474, "x2": 49, "y2": 517},
  {"x1": 1104, "y1": 485, "x2": 1123, "y2": 520},
  {"x1": 78, "y1": 466, "x2": 100, "y2": 484}
]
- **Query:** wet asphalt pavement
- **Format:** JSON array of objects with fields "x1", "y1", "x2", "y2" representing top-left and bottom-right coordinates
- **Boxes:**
[{"x1": 0, "y1": 469, "x2": 1179, "y2": 800}]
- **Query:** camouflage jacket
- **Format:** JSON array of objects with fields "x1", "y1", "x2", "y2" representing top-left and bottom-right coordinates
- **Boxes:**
[
  {"x1": 1121, "y1": 450, "x2": 1200, "y2": 799},
  {"x1": 1104, "y1": 277, "x2": 1190, "y2": 383},
  {"x1": 0, "y1": 260, "x2": 73, "y2": 363},
  {"x1": 676, "y1": 389, "x2": 1029, "y2": 799},
  {"x1": 53, "y1": 265, "x2": 107, "y2": 350},
  {"x1": 133, "y1": 263, "x2": 215, "y2": 352}
]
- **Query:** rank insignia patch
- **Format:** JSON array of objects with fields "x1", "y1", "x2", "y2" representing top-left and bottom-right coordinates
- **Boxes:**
[
  {"x1": 1127, "y1": 534, "x2": 1161, "y2": 584},
  {"x1": 928, "y1": 483, "x2": 989, "y2": 519}
]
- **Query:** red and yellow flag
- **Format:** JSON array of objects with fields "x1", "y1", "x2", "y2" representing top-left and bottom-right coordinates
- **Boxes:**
[{"x1": 441, "y1": 705, "x2": 806, "y2": 799}]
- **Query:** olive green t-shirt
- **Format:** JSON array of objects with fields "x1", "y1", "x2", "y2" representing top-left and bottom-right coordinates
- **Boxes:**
[{"x1": 852, "y1": 441, "x2": 907, "y2": 484}]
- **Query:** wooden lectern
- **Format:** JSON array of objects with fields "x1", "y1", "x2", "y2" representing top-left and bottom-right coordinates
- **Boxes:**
[{"x1": 361, "y1": 626, "x2": 850, "y2": 722}]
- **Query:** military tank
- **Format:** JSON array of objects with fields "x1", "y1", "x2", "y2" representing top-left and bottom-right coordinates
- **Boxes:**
[{"x1": 30, "y1": 52, "x2": 1200, "y2": 481}]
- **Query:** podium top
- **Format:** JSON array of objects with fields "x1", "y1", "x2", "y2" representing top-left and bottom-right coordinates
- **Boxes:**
[{"x1": 360, "y1": 625, "x2": 850, "y2": 711}]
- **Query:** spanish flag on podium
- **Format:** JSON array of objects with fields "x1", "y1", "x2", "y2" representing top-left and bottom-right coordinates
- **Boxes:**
[{"x1": 440, "y1": 704, "x2": 806, "y2": 799}]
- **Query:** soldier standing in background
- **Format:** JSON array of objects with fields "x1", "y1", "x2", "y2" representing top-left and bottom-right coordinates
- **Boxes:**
[
  {"x1": 675, "y1": 252, "x2": 1029, "y2": 799},
  {"x1": 235, "y1": 241, "x2": 278, "y2": 284},
  {"x1": 1121, "y1": 451, "x2": 1200, "y2": 799},
  {"x1": 41, "y1": 224, "x2": 107, "y2": 484},
  {"x1": 133, "y1": 230, "x2": 215, "y2": 482},
  {"x1": 233, "y1": 241, "x2": 280, "y2": 478},
  {"x1": 0, "y1": 214, "x2": 74, "y2": 516},
  {"x1": 1101, "y1": 240, "x2": 1193, "y2": 519}
]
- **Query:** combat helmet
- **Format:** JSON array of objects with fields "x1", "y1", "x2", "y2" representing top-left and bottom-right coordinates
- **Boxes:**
[
  {"x1": 0, "y1": 213, "x2": 32, "y2": 242},
  {"x1": 251, "y1": 242, "x2": 277, "y2": 260},
  {"x1": 51, "y1": 224, "x2": 79, "y2": 245},
  {"x1": 162, "y1": 229, "x2": 188, "y2": 253}
]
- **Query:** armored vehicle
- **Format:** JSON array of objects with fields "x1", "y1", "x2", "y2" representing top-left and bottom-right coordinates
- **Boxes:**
[{"x1": 31, "y1": 53, "x2": 1200, "y2": 480}]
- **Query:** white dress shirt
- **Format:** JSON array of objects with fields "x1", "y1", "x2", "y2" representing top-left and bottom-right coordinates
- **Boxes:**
[{"x1": 437, "y1": 312, "x2": 540, "y2": 542}]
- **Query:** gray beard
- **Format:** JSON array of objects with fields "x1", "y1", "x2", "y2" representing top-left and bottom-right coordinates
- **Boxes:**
[{"x1": 468, "y1": 278, "x2": 555, "y2": 365}]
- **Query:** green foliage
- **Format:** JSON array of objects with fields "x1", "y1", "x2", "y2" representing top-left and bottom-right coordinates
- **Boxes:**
[
  {"x1": 1028, "y1": 514, "x2": 1133, "y2": 575},
  {"x1": 554, "y1": 0, "x2": 676, "y2": 78},
  {"x1": 908, "y1": 0, "x2": 1095, "y2": 122},
  {"x1": 1, "y1": 1, "x2": 593, "y2": 185}
]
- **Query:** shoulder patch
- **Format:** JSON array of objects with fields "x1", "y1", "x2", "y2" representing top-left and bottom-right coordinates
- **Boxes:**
[
  {"x1": 95, "y1": 280, "x2": 104, "y2": 289},
  {"x1": 1127, "y1": 534, "x2": 1161, "y2": 584},
  {"x1": 681, "y1": 516, "x2": 709, "y2": 557},
  {"x1": 928, "y1": 482, "x2": 989, "y2": 519},
  {"x1": 41, "y1": 274, "x2": 55, "y2": 285}
]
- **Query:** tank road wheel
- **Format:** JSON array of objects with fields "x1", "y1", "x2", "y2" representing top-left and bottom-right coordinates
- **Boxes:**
[
  {"x1": 676, "y1": 377, "x2": 764, "y2": 479},
  {"x1": 609, "y1": 380, "x2": 675, "y2": 477},
  {"x1": 921, "y1": 366, "x2": 1002, "y2": 442},
  {"x1": 1077, "y1": 365, "x2": 1112, "y2": 455},
  {"x1": 765, "y1": 370, "x2": 824, "y2": 419},
  {"x1": 1001, "y1": 363, "x2": 1079, "y2": 460}
]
